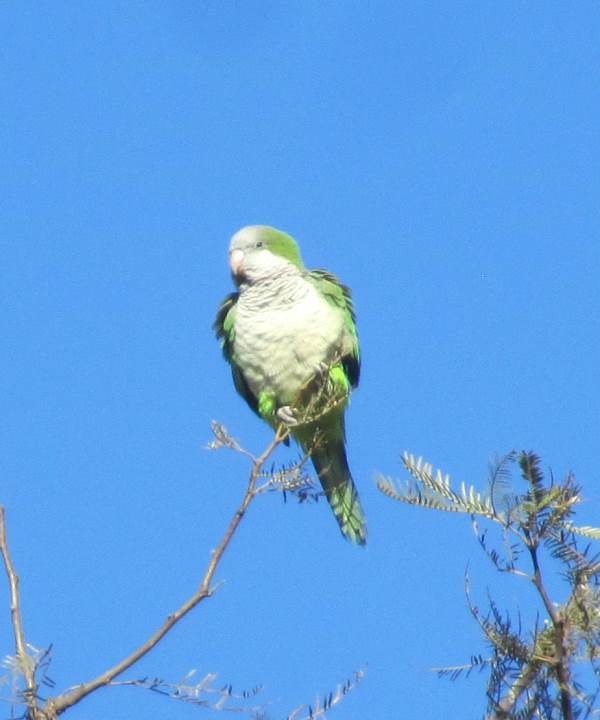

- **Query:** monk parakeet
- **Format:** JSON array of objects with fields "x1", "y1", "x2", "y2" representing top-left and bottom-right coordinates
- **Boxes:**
[{"x1": 214, "y1": 225, "x2": 366, "y2": 545}]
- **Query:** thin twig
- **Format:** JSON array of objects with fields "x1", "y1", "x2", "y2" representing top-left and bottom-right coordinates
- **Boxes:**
[
  {"x1": 0, "y1": 506, "x2": 38, "y2": 715},
  {"x1": 43, "y1": 425, "x2": 288, "y2": 718}
]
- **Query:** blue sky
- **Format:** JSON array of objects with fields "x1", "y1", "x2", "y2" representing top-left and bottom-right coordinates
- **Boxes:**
[{"x1": 2, "y1": 2, "x2": 599, "y2": 718}]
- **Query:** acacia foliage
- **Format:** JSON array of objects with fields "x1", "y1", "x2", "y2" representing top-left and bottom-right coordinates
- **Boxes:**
[{"x1": 378, "y1": 451, "x2": 600, "y2": 719}]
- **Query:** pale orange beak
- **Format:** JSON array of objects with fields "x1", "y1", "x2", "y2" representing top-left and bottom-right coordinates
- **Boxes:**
[{"x1": 229, "y1": 248, "x2": 245, "y2": 276}]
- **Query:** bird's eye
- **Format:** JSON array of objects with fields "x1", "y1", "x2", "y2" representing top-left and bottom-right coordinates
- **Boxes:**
[{"x1": 256, "y1": 241, "x2": 264, "y2": 248}]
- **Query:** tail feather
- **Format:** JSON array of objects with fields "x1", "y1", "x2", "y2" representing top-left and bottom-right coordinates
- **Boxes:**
[{"x1": 310, "y1": 439, "x2": 367, "y2": 545}]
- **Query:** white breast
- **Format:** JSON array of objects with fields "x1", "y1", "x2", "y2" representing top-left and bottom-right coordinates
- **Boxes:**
[{"x1": 234, "y1": 280, "x2": 345, "y2": 404}]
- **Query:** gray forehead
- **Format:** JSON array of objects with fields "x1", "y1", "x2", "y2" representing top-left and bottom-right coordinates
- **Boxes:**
[{"x1": 229, "y1": 225, "x2": 263, "y2": 251}]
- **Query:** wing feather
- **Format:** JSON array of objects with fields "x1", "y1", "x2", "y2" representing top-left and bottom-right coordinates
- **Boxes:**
[
  {"x1": 213, "y1": 293, "x2": 260, "y2": 416},
  {"x1": 306, "y1": 269, "x2": 360, "y2": 388}
]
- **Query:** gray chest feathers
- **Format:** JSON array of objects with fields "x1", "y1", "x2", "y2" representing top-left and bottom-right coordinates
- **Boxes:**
[{"x1": 234, "y1": 276, "x2": 346, "y2": 403}]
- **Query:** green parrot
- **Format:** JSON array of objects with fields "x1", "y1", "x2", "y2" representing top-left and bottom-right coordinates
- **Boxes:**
[{"x1": 214, "y1": 225, "x2": 366, "y2": 545}]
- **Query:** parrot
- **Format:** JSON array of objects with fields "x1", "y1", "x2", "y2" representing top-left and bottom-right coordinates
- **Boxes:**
[{"x1": 214, "y1": 225, "x2": 366, "y2": 545}]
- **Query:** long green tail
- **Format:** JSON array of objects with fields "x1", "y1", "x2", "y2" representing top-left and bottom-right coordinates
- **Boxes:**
[{"x1": 309, "y1": 438, "x2": 367, "y2": 545}]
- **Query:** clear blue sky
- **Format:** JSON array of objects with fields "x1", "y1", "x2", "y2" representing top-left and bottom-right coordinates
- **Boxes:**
[{"x1": 2, "y1": 2, "x2": 599, "y2": 718}]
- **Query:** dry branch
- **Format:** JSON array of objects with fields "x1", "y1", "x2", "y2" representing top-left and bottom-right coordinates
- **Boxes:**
[
  {"x1": 1, "y1": 424, "x2": 288, "y2": 719},
  {"x1": 0, "y1": 506, "x2": 38, "y2": 716}
]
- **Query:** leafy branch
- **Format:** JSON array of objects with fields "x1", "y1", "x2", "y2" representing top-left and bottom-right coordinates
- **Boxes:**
[
  {"x1": 108, "y1": 666, "x2": 365, "y2": 720},
  {"x1": 378, "y1": 450, "x2": 600, "y2": 719},
  {"x1": 284, "y1": 668, "x2": 365, "y2": 720},
  {"x1": 109, "y1": 670, "x2": 265, "y2": 714},
  {"x1": 377, "y1": 452, "x2": 496, "y2": 518}
]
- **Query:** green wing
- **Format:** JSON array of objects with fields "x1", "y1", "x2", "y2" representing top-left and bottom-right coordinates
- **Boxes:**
[
  {"x1": 306, "y1": 269, "x2": 360, "y2": 388},
  {"x1": 213, "y1": 293, "x2": 260, "y2": 416}
]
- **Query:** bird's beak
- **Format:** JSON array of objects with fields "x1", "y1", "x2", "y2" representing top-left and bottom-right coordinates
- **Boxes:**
[{"x1": 229, "y1": 249, "x2": 245, "y2": 277}]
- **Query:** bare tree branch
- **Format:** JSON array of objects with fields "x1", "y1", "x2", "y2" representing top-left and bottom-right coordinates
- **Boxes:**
[
  {"x1": 0, "y1": 506, "x2": 38, "y2": 716},
  {"x1": 40, "y1": 424, "x2": 288, "y2": 718}
]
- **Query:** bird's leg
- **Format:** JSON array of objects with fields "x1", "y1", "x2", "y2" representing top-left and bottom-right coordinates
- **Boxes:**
[{"x1": 276, "y1": 405, "x2": 299, "y2": 427}]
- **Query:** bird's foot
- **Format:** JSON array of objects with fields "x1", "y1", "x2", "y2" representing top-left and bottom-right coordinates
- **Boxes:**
[{"x1": 276, "y1": 405, "x2": 299, "y2": 427}]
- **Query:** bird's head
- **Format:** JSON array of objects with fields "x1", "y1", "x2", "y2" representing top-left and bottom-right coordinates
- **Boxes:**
[{"x1": 228, "y1": 225, "x2": 304, "y2": 285}]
